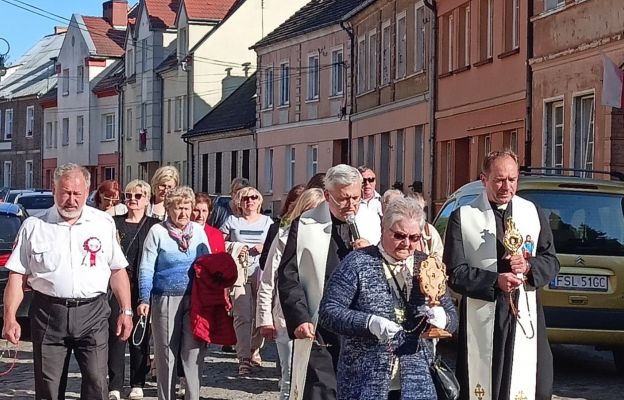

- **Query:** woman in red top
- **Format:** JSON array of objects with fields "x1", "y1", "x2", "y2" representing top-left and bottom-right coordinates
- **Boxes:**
[{"x1": 192, "y1": 193, "x2": 225, "y2": 253}]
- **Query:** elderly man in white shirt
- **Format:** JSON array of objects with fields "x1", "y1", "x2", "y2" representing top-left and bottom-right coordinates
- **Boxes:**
[
  {"x1": 355, "y1": 166, "x2": 383, "y2": 244},
  {"x1": 2, "y1": 163, "x2": 132, "y2": 400}
]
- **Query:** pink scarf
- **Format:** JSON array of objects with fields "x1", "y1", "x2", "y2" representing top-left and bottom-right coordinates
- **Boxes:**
[{"x1": 164, "y1": 219, "x2": 194, "y2": 252}]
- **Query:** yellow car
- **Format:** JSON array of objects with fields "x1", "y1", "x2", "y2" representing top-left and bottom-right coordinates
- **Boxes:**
[{"x1": 434, "y1": 171, "x2": 624, "y2": 371}]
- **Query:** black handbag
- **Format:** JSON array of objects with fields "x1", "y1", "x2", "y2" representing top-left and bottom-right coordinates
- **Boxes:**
[{"x1": 430, "y1": 355, "x2": 460, "y2": 400}]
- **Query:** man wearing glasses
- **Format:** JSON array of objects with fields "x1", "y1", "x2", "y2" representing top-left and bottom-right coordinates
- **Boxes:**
[
  {"x1": 278, "y1": 164, "x2": 373, "y2": 400},
  {"x1": 355, "y1": 166, "x2": 383, "y2": 245}
]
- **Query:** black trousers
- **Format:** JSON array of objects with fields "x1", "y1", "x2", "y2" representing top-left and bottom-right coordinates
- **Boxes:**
[
  {"x1": 303, "y1": 327, "x2": 340, "y2": 400},
  {"x1": 107, "y1": 286, "x2": 151, "y2": 391},
  {"x1": 30, "y1": 291, "x2": 109, "y2": 400}
]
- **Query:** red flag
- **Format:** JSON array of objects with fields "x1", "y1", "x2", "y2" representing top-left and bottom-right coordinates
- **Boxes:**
[{"x1": 602, "y1": 54, "x2": 624, "y2": 108}]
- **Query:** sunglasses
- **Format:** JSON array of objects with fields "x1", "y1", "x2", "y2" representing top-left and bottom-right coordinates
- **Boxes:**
[
  {"x1": 362, "y1": 177, "x2": 376, "y2": 184},
  {"x1": 102, "y1": 196, "x2": 120, "y2": 204},
  {"x1": 124, "y1": 192, "x2": 144, "y2": 201},
  {"x1": 242, "y1": 195, "x2": 259, "y2": 202},
  {"x1": 389, "y1": 228, "x2": 422, "y2": 243}
]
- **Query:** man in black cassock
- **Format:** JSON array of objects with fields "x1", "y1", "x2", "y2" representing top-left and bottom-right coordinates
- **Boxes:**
[
  {"x1": 278, "y1": 164, "x2": 371, "y2": 400},
  {"x1": 443, "y1": 150, "x2": 559, "y2": 400}
]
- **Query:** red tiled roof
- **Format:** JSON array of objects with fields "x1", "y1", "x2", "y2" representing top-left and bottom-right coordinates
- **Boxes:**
[
  {"x1": 184, "y1": 0, "x2": 237, "y2": 21},
  {"x1": 145, "y1": 0, "x2": 180, "y2": 29},
  {"x1": 82, "y1": 16, "x2": 126, "y2": 57}
]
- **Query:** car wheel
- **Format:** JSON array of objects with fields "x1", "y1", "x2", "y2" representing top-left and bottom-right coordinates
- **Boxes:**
[{"x1": 612, "y1": 347, "x2": 624, "y2": 375}]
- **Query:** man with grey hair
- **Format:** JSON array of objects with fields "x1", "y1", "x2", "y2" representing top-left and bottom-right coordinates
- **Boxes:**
[
  {"x1": 3, "y1": 163, "x2": 132, "y2": 400},
  {"x1": 278, "y1": 164, "x2": 372, "y2": 400}
]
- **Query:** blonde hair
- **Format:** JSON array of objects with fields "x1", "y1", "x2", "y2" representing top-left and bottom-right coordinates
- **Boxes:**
[
  {"x1": 125, "y1": 179, "x2": 151, "y2": 199},
  {"x1": 285, "y1": 188, "x2": 324, "y2": 223},
  {"x1": 164, "y1": 186, "x2": 195, "y2": 210},
  {"x1": 151, "y1": 166, "x2": 180, "y2": 191},
  {"x1": 234, "y1": 186, "x2": 263, "y2": 214}
]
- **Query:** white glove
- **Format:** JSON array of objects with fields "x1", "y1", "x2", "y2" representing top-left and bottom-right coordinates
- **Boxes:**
[
  {"x1": 426, "y1": 306, "x2": 447, "y2": 329},
  {"x1": 368, "y1": 315, "x2": 402, "y2": 343}
]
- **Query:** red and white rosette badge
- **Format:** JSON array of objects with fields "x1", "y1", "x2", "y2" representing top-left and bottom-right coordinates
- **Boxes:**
[{"x1": 83, "y1": 237, "x2": 102, "y2": 267}]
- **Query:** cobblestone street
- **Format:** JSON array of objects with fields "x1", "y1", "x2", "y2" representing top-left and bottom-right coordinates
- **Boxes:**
[{"x1": 1, "y1": 341, "x2": 623, "y2": 399}]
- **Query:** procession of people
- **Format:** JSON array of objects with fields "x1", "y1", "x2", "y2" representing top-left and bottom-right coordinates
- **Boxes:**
[{"x1": 1, "y1": 149, "x2": 558, "y2": 400}]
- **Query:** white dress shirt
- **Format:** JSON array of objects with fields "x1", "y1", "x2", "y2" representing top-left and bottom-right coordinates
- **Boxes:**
[{"x1": 6, "y1": 206, "x2": 128, "y2": 298}]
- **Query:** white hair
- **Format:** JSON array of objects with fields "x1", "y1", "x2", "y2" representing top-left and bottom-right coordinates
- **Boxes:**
[
  {"x1": 323, "y1": 164, "x2": 362, "y2": 191},
  {"x1": 382, "y1": 189, "x2": 403, "y2": 204},
  {"x1": 53, "y1": 163, "x2": 91, "y2": 187},
  {"x1": 382, "y1": 197, "x2": 426, "y2": 230}
]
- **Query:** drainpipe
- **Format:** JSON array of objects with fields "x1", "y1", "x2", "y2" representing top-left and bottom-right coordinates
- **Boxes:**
[
  {"x1": 117, "y1": 82, "x2": 124, "y2": 184},
  {"x1": 423, "y1": 0, "x2": 437, "y2": 219},
  {"x1": 184, "y1": 55, "x2": 194, "y2": 186},
  {"x1": 340, "y1": 20, "x2": 354, "y2": 165},
  {"x1": 525, "y1": 0, "x2": 534, "y2": 166}
]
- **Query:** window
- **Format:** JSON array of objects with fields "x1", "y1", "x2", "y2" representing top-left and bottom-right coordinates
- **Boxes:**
[
  {"x1": 231, "y1": 150, "x2": 238, "y2": 180},
  {"x1": 62, "y1": 118, "x2": 69, "y2": 145},
  {"x1": 25, "y1": 160, "x2": 33, "y2": 188},
  {"x1": 286, "y1": 146, "x2": 296, "y2": 189},
  {"x1": 447, "y1": 14, "x2": 454, "y2": 72},
  {"x1": 415, "y1": 6, "x2": 426, "y2": 72},
  {"x1": 484, "y1": 135, "x2": 491, "y2": 154},
  {"x1": 544, "y1": 0, "x2": 565, "y2": 12},
  {"x1": 368, "y1": 30, "x2": 378, "y2": 89},
  {"x1": 264, "y1": 148, "x2": 273, "y2": 193},
  {"x1": 126, "y1": 108, "x2": 133, "y2": 140},
  {"x1": 126, "y1": 165, "x2": 131, "y2": 183},
  {"x1": 242, "y1": 150, "x2": 250, "y2": 180},
  {"x1": 357, "y1": 36, "x2": 367, "y2": 93},
  {"x1": 573, "y1": 94, "x2": 595, "y2": 176},
  {"x1": 380, "y1": 133, "x2": 390, "y2": 192},
  {"x1": 414, "y1": 125, "x2": 424, "y2": 182},
  {"x1": 512, "y1": 0, "x2": 520, "y2": 49},
  {"x1": 307, "y1": 54, "x2": 320, "y2": 100},
  {"x1": 45, "y1": 122, "x2": 52, "y2": 148},
  {"x1": 167, "y1": 99, "x2": 172, "y2": 133},
  {"x1": 77, "y1": 65, "x2": 84, "y2": 92},
  {"x1": 182, "y1": 95, "x2": 187, "y2": 130},
  {"x1": 479, "y1": 0, "x2": 493, "y2": 60},
  {"x1": 4, "y1": 109, "x2": 13, "y2": 140},
  {"x1": 503, "y1": 129, "x2": 518, "y2": 154},
  {"x1": 126, "y1": 48, "x2": 135, "y2": 76},
  {"x1": 367, "y1": 135, "x2": 375, "y2": 168},
  {"x1": 396, "y1": 129, "x2": 404, "y2": 184},
  {"x1": 445, "y1": 142, "x2": 452, "y2": 196},
  {"x1": 396, "y1": 12, "x2": 407, "y2": 79},
  {"x1": 504, "y1": 0, "x2": 520, "y2": 51},
  {"x1": 62, "y1": 69, "x2": 69, "y2": 95},
  {"x1": 141, "y1": 102, "x2": 147, "y2": 130},
  {"x1": 179, "y1": 28, "x2": 187, "y2": 58},
  {"x1": 263, "y1": 67, "x2": 274, "y2": 108},
  {"x1": 357, "y1": 137, "x2": 365, "y2": 166},
  {"x1": 26, "y1": 106, "x2": 34, "y2": 137},
  {"x1": 215, "y1": 152, "x2": 222, "y2": 194},
  {"x1": 308, "y1": 145, "x2": 318, "y2": 178},
  {"x1": 102, "y1": 113, "x2": 115, "y2": 141},
  {"x1": 76, "y1": 115, "x2": 84, "y2": 143},
  {"x1": 331, "y1": 49, "x2": 343, "y2": 96},
  {"x1": 382, "y1": 20, "x2": 391, "y2": 85},
  {"x1": 279, "y1": 63, "x2": 289, "y2": 105},
  {"x1": 175, "y1": 97, "x2": 183, "y2": 130},
  {"x1": 141, "y1": 38, "x2": 148, "y2": 71},
  {"x1": 104, "y1": 167, "x2": 115, "y2": 180},
  {"x1": 459, "y1": 6, "x2": 470, "y2": 67},
  {"x1": 53, "y1": 121, "x2": 58, "y2": 148},
  {"x1": 3, "y1": 161, "x2": 11, "y2": 187}
]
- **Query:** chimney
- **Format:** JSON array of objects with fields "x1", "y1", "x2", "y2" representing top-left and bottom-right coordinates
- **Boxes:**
[
  {"x1": 242, "y1": 62, "x2": 251, "y2": 77},
  {"x1": 103, "y1": 0, "x2": 128, "y2": 29},
  {"x1": 54, "y1": 26, "x2": 68, "y2": 35}
]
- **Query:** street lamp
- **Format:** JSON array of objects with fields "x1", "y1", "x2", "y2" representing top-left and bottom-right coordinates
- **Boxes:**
[{"x1": 0, "y1": 38, "x2": 10, "y2": 77}]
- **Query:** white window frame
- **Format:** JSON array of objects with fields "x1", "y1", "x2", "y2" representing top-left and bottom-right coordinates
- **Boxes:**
[
  {"x1": 26, "y1": 105, "x2": 34, "y2": 137},
  {"x1": 414, "y1": 5, "x2": 425, "y2": 73},
  {"x1": 512, "y1": 0, "x2": 520, "y2": 49},
  {"x1": 286, "y1": 146, "x2": 296, "y2": 189},
  {"x1": 368, "y1": 29, "x2": 378, "y2": 90},
  {"x1": 544, "y1": 0, "x2": 565, "y2": 12},
  {"x1": 396, "y1": 11, "x2": 407, "y2": 79},
  {"x1": 62, "y1": 117, "x2": 69, "y2": 146},
  {"x1": 3, "y1": 161, "x2": 12, "y2": 188},
  {"x1": 264, "y1": 148, "x2": 274, "y2": 193},
  {"x1": 464, "y1": 6, "x2": 471, "y2": 67},
  {"x1": 141, "y1": 102, "x2": 148, "y2": 130},
  {"x1": 126, "y1": 47, "x2": 135, "y2": 76},
  {"x1": 25, "y1": 160, "x2": 33, "y2": 188},
  {"x1": 175, "y1": 97, "x2": 183, "y2": 131},
  {"x1": 381, "y1": 20, "x2": 391, "y2": 86},
  {"x1": 331, "y1": 47, "x2": 344, "y2": 97},
  {"x1": 76, "y1": 115, "x2": 84, "y2": 143},
  {"x1": 572, "y1": 91, "x2": 596, "y2": 175},
  {"x1": 102, "y1": 113, "x2": 115, "y2": 141},
  {"x1": 178, "y1": 27, "x2": 187, "y2": 58},
  {"x1": 4, "y1": 109, "x2": 13, "y2": 140},
  {"x1": 263, "y1": 66, "x2": 274, "y2": 109},
  {"x1": 448, "y1": 14, "x2": 454, "y2": 72},
  {"x1": 279, "y1": 62, "x2": 290, "y2": 106},
  {"x1": 45, "y1": 122, "x2": 52, "y2": 148},
  {"x1": 307, "y1": 53, "x2": 320, "y2": 101},
  {"x1": 62, "y1": 69, "x2": 69, "y2": 95},
  {"x1": 357, "y1": 35, "x2": 367, "y2": 94},
  {"x1": 77, "y1": 65, "x2": 84, "y2": 93},
  {"x1": 126, "y1": 108, "x2": 133, "y2": 140},
  {"x1": 104, "y1": 166, "x2": 115, "y2": 181},
  {"x1": 53, "y1": 120, "x2": 58, "y2": 148},
  {"x1": 486, "y1": 0, "x2": 493, "y2": 58},
  {"x1": 141, "y1": 38, "x2": 148, "y2": 72},
  {"x1": 543, "y1": 98, "x2": 564, "y2": 170},
  {"x1": 308, "y1": 145, "x2": 318, "y2": 178}
]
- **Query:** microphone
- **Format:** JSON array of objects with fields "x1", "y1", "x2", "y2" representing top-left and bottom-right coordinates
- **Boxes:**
[{"x1": 346, "y1": 213, "x2": 361, "y2": 241}]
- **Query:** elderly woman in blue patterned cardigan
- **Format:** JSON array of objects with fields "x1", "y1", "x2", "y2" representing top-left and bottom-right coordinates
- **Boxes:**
[{"x1": 319, "y1": 197, "x2": 458, "y2": 400}]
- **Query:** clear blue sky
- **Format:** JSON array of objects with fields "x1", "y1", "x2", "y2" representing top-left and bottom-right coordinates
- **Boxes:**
[{"x1": 0, "y1": 0, "x2": 137, "y2": 64}]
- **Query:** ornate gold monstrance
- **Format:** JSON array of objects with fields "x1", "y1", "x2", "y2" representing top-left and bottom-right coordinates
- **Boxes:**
[
  {"x1": 503, "y1": 217, "x2": 523, "y2": 257},
  {"x1": 419, "y1": 256, "x2": 452, "y2": 338}
]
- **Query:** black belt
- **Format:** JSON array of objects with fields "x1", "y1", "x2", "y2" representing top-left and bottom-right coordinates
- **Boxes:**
[{"x1": 35, "y1": 291, "x2": 104, "y2": 307}]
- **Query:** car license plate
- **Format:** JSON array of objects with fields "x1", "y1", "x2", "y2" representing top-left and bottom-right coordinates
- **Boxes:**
[{"x1": 549, "y1": 274, "x2": 609, "y2": 292}]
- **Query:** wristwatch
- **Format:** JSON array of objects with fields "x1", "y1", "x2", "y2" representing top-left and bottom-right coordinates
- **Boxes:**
[{"x1": 120, "y1": 308, "x2": 134, "y2": 317}]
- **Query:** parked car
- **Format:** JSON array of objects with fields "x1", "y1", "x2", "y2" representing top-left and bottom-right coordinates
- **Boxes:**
[
  {"x1": 0, "y1": 203, "x2": 31, "y2": 321},
  {"x1": 4, "y1": 189, "x2": 35, "y2": 203},
  {"x1": 434, "y1": 168, "x2": 624, "y2": 371},
  {"x1": 15, "y1": 191, "x2": 55, "y2": 218}
]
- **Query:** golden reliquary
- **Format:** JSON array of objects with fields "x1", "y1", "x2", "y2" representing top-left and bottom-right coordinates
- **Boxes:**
[{"x1": 419, "y1": 256, "x2": 452, "y2": 339}]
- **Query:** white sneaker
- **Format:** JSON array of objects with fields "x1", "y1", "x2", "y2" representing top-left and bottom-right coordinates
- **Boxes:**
[
  {"x1": 108, "y1": 391, "x2": 121, "y2": 400},
  {"x1": 176, "y1": 377, "x2": 187, "y2": 398},
  {"x1": 129, "y1": 387, "x2": 144, "y2": 399}
]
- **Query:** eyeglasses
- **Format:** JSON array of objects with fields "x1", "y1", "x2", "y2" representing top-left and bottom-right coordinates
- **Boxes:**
[
  {"x1": 362, "y1": 177, "x2": 376, "y2": 184},
  {"x1": 242, "y1": 195, "x2": 259, "y2": 202},
  {"x1": 389, "y1": 228, "x2": 422, "y2": 243},
  {"x1": 124, "y1": 192, "x2": 143, "y2": 201},
  {"x1": 327, "y1": 192, "x2": 360, "y2": 207},
  {"x1": 102, "y1": 196, "x2": 120, "y2": 204},
  {"x1": 158, "y1": 184, "x2": 175, "y2": 191}
]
